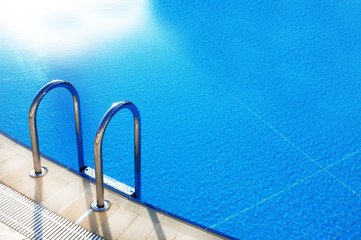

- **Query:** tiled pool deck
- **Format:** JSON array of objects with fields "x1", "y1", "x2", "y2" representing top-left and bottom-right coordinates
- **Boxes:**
[{"x1": 0, "y1": 133, "x2": 228, "y2": 240}]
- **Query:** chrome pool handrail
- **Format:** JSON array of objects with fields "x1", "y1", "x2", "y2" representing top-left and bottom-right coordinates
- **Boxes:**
[
  {"x1": 91, "y1": 101, "x2": 141, "y2": 212},
  {"x1": 29, "y1": 80, "x2": 85, "y2": 177}
]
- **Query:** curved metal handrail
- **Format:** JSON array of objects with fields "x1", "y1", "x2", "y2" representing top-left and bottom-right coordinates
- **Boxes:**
[
  {"x1": 91, "y1": 101, "x2": 141, "y2": 212},
  {"x1": 29, "y1": 80, "x2": 85, "y2": 177}
]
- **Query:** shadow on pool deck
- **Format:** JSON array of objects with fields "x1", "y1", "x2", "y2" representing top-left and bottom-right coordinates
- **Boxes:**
[{"x1": 0, "y1": 133, "x2": 229, "y2": 240}]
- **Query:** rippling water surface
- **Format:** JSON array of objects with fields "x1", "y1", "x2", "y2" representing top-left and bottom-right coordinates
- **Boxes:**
[{"x1": 1, "y1": 1, "x2": 361, "y2": 238}]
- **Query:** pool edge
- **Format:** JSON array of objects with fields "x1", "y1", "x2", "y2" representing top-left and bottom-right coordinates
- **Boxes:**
[{"x1": 0, "y1": 129, "x2": 238, "y2": 240}]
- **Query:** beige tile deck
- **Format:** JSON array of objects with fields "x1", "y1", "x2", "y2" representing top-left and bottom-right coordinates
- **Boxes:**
[{"x1": 0, "y1": 133, "x2": 228, "y2": 240}]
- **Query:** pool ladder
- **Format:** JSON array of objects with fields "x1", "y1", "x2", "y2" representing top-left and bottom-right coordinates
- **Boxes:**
[
  {"x1": 29, "y1": 80, "x2": 84, "y2": 177},
  {"x1": 91, "y1": 101, "x2": 141, "y2": 211},
  {"x1": 28, "y1": 80, "x2": 141, "y2": 212}
]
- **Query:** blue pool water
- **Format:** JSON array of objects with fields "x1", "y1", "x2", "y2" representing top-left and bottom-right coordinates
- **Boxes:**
[{"x1": 1, "y1": 1, "x2": 361, "y2": 238}]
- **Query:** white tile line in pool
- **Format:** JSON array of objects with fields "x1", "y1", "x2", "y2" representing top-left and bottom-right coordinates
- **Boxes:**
[
  {"x1": 228, "y1": 93, "x2": 361, "y2": 195},
  {"x1": 211, "y1": 147, "x2": 361, "y2": 229},
  {"x1": 35, "y1": 57, "x2": 51, "y2": 81},
  {"x1": 139, "y1": 25, "x2": 349, "y2": 194},
  {"x1": 289, "y1": 202, "x2": 361, "y2": 239},
  {"x1": 94, "y1": 23, "x2": 361, "y2": 226},
  {"x1": 141, "y1": 26, "x2": 181, "y2": 56},
  {"x1": 139, "y1": 28, "x2": 354, "y2": 192},
  {"x1": 210, "y1": 167, "x2": 324, "y2": 228},
  {"x1": 282, "y1": 156, "x2": 361, "y2": 238},
  {"x1": 23, "y1": 26, "x2": 361, "y2": 234},
  {"x1": 250, "y1": 183, "x2": 360, "y2": 239},
  {"x1": 324, "y1": 148, "x2": 361, "y2": 171},
  {"x1": 289, "y1": 201, "x2": 361, "y2": 239},
  {"x1": 331, "y1": 211, "x2": 361, "y2": 240}
]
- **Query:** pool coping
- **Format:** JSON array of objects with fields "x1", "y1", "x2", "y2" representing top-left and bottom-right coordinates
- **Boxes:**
[{"x1": 0, "y1": 129, "x2": 237, "y2": 240}]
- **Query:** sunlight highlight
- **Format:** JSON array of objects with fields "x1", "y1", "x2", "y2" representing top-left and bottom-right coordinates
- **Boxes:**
[{"x1": 0, "y1": 0, "x2": 148, "y2": 53}]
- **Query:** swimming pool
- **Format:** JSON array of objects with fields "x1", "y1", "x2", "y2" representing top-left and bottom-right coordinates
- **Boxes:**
[{"x1": 1, "y1": 0, "x2": 361, "y2": 239}]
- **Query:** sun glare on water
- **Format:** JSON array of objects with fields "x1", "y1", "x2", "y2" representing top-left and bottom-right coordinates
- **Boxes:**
[{"x1": 0, "y1": 0, "x2": 149, "y2": 53}]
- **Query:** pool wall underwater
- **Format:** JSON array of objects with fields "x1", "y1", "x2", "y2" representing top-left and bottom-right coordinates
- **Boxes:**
[{"x1": 1, "y1": 1, "x2": 361, "y2": 239}]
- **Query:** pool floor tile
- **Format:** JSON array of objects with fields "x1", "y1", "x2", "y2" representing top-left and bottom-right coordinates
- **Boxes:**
[
  {"x1": 206, "y1": 164, "x2": 361, "y2": 239},
  {"x1": 336, "y1": 222, "x2": 361, "y2": 239},
  {"x1": 329, "y1": 152, "x2": 361, "y2": 195},
  {"x1": 2, "y1": 2, "x2": 361, "y2": 238}
]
